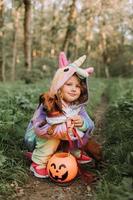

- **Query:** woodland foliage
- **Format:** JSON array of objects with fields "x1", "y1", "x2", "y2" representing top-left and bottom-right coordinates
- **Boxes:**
[
  {"x1": 95, "y1": 78, "x2": 133, "y2": 200},
  {"x1": 0, "y1": 0, "x2": 133, "y2": 199},
  {"x1": 0, "y1": 0, "x2": 132, "y2": 82}
]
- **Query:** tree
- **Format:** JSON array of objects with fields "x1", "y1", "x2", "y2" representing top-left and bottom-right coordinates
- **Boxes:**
[
  {"x1": 11, "y1": 0, "x2": 22, "y2": 81},
  {"x1": 62, "y1": 0, "x2": 77, "y2": 55},
  {"x1": 0, "y1": 0, "x2": 5, "y2": 81},
  {"x1": 23, "y1": 0, "x2": 32, "y2": 72}
]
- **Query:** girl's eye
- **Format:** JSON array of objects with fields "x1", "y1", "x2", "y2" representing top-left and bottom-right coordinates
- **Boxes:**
[{"x1": 66, "y1": 83, "x2": 72, "y2": 86}]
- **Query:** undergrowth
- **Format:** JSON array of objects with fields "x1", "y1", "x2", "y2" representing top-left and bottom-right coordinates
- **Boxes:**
[
  {"x1": 0, "y1": 79, "x2": 50, "y2": 199},
  {"x1": 94, "y1": 78, "x2": 133, "y2": 200}
]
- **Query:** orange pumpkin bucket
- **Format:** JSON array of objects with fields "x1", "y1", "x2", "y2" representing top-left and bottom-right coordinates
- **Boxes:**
[{"x1": 47, "y1": 152, "x2": 78, "y2": 183}]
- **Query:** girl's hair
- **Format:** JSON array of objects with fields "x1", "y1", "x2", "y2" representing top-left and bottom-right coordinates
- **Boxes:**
[{"x1": 75, "y1": 74, "x2": 88, "y2": 105}]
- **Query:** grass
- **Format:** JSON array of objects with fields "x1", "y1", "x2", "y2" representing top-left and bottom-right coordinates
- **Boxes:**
[
  {"x1": 94, "y1": 78, "x2": 133, "y2": 200},
  {"x1": 1, "y1": 77, "x2": 132, "y2": 199},
  {"x1": 87, "y1": 78, "x2": 107, "y2": 116},
  {"x1": 1, "y1": 45, "x2": 132, "y2": 198}
]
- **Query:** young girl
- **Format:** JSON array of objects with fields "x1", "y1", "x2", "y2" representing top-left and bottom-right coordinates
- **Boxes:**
[{"x1": 25, "y1": 52, "x2": 94, "y2": 178}]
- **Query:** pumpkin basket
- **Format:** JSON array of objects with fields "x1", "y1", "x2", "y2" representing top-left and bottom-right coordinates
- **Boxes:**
[{"x1": 47, "y1": 152, "x2": 78, "y2": 184}]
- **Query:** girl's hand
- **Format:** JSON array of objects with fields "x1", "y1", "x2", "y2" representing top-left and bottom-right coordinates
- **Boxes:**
[{"x1": 70, "y1": 115, "x2": 84, "y2": 127}]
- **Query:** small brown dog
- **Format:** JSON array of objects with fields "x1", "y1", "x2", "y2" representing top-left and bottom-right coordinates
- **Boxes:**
[{"x1": 38, "y1": 92, "x2": 63, "y2": 130}]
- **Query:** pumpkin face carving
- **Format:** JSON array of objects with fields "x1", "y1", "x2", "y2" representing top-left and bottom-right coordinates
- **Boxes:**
[{"x1": 47, "y1": 152, "x2": 78, "y2": 183}]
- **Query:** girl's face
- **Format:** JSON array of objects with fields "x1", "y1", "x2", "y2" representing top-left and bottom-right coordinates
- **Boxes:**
[{"x1": 60, "y1": 75, "x2": 81, "y2": 104}]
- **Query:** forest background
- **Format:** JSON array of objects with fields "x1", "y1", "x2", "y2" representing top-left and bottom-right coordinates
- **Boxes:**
[
  {"x1": 0, "y1": 0, "x2": 133, "y2": 81},
  {"x1": 0, "y1": 0, "x2": 133, "y2": 200}
]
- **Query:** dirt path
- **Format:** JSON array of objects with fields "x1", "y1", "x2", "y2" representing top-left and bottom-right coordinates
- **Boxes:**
[
  {"x1": 93, "y1": 94, "x2": 108, "y2": 142},
  {"x1": 16, "y1": 176, "x2": 93, "y2": 200},
  {"x1": 15, "y1": 95, "x2": 108, "y2": 200}
]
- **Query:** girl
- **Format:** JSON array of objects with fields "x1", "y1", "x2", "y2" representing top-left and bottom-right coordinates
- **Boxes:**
[{"x1": 25, "y1": 52, "x2": 94, "y2": 178}]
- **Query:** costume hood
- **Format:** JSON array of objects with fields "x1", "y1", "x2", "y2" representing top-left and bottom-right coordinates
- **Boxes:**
[{"x1": 50, "y1": 52, "x2": 94, "y2": 105}]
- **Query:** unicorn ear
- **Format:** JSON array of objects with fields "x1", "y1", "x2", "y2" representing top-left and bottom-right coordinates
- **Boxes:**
[
  {"x1": 59, "y1": 52, "x2": 69, "y2": 68},
  {"x1": 85, "y1": 67, "x2": 94, "y2": 76}
]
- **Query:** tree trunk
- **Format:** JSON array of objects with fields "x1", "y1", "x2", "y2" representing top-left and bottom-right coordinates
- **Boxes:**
[
  {"x1": 50, "y1": 3, "x2": 59, "y2": 57},
  {"x1": 100, "y1": 31, "x2": 110, "y2": 78},
  {"x1": 11, "y1": 7, "x2": 20, "y2": 81},
  {"x1": 105, "y1": 65, "x2": 110, "y2": 78},
  {"x1": 23, "y1": 0, "x2": 32, "y2": 72},
  {"x1": 62, "y1": 0, "x2": 77, "y2": 54},
  {"x1": 85, "y1": 16, "x2": 94, "y2": 54},
  {"x1": 0, "y1": 0, "x2": 5, "y2": 81}
]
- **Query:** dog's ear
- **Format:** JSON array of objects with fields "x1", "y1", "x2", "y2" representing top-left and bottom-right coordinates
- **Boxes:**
[
  {"x1": 39, "y1": 92, "x2": 50, "y2": 110},
  {"x1": 54, "y1": 94, "x2": 62, "y2": 112},
  {"x1": 39, "y1": 93, "x2": 45, "y2": 106}
]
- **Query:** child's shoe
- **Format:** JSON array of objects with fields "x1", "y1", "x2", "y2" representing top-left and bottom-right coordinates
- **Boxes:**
[
  {"x1": 77, "y1": 153, "x2": 92, "y2": 164},
  {"x1": 30, "y1": 162, "x2": 49, "y2": 178}
]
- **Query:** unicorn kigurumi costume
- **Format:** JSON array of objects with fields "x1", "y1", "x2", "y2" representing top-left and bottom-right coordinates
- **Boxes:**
[{"x1": 25, "y1": 52, "x2": 94, "y2": 178}]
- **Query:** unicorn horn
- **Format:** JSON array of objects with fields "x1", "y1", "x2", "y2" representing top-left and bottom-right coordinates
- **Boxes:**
[{"x1": 72, "y1": 55, "x2": 86, "y2": 67}]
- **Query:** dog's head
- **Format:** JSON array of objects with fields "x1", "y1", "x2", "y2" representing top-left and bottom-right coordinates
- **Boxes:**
[{"x1": 39, "y1": 92, "x2": 62, "y2": 115}]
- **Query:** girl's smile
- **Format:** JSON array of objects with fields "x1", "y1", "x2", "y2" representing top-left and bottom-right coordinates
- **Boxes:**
[{"x1": 60, "y1": 75, "x2": 81, "y2": 104}]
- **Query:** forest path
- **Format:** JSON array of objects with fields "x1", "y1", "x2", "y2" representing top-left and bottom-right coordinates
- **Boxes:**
[{"x1": 17, "y1": 94, "x2": 108, "y2": 200}]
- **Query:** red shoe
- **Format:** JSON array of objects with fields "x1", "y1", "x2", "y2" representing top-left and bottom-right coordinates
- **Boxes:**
[
  {"x1": 77, "y1": 153, "x2": 92, "y2": 164},
  {"x1": 30, "y1": 162, "x2": 49, "y2": 178}
]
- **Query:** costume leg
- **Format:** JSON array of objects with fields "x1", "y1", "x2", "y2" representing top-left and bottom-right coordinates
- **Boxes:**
[
  {"x1": 71, "y1": 149, "x2": 81, "y2": 157},
  {"x1": 32, "y1": 137, "x2": 60, "y2": 168},
  {"x1": 71, "y1": 148, "x2": 92, "y2": 164}
]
